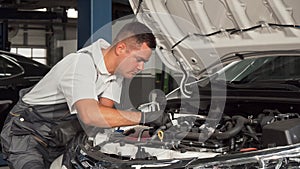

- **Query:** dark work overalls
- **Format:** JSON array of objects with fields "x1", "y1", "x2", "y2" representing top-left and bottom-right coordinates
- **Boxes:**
[{"x1": 0, "y1": 87, "x2": 79, "y2": 169}]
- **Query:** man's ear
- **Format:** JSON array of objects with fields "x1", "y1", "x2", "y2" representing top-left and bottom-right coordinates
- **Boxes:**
[{"x1": 115, "y1": 42, "x2": 127, "y2": 55}]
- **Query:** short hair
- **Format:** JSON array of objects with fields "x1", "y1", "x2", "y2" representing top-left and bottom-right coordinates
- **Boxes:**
[{"x1": 113, "y1": 22, "x2": 156, "y2": 49}]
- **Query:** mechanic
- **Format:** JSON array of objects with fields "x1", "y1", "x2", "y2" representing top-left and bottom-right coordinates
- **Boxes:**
[{"x1": 1, "y1": 21, "x2": 171, "y2": 169}]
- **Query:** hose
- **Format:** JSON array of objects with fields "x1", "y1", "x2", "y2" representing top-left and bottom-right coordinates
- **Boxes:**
[
  {"x1": 174, "y1": 116, "x2": 249, "y2": 141},
  {"x1": 212, "y1": 116, "x2": 248, "y2": 140}
]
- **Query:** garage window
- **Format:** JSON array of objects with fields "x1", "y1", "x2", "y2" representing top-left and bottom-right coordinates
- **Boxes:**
[{"x1": 10, "y1": 47, "x2": 47, "y2": 65}]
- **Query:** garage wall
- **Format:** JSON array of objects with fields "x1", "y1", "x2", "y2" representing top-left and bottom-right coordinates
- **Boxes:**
[
  {"x1": 5, "y1": 3, "x2": 176, "y2": 107},
  {"x1": 8, "y1": 18, "x2": 77, "y2": 66}
]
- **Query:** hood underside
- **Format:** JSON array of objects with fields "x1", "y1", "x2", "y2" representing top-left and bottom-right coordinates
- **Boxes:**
[{"x1": 129, "y1": 0, "x2": 300, "y2": 78}]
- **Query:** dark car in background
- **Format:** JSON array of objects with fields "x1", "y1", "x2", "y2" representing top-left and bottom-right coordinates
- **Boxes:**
[{"x1": 0, "y1": 50, "x2": 50, "y2": 130}]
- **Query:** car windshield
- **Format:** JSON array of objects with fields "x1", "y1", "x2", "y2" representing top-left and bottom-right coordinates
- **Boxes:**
[{"x1": 218, "y1": 56, "x2": 300, "y2": 83}]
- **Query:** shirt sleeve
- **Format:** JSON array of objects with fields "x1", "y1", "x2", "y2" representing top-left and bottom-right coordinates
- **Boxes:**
[
  {"x1": 101, "y1": 77, "x2": 123, "y2": 103},
  {"x1": 58, "y1": 54, "x2": 98, "y2": 111}
]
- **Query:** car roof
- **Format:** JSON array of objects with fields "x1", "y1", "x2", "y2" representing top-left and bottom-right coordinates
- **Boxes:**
[{"x1": 0, "y1": 50, "x2": 50, "y2": 69}]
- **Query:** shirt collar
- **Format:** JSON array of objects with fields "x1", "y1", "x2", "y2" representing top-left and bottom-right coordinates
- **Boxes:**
[
  {"x1": 93, "y1": 40, "x2": 124, "y2": 83},
  {"x1": 79, "y1": 39, "x2": 114, "y2": 76},
  {"x1": 92, "y1": 39, "x2": 111, "y2": 75}
]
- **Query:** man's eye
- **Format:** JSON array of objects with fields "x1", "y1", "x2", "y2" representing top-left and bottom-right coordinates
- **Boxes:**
[{"x1": 136, "y1": 56, "x2": 148, "y2": 63}]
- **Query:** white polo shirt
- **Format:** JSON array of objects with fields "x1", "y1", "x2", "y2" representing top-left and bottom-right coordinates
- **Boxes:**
[{"x1": 22, "y1": 39, "x2": 123, "y2": 112}]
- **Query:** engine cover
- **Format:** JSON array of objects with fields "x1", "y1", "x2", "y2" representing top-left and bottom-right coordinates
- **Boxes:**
[{"x1": 262, "y1": 118, "x2": 300, "y2": 148}]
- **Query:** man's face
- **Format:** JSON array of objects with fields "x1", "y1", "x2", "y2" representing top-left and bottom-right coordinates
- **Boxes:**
[{"x1": 115, "y1": 42, "x2": 152, "y2": 78}]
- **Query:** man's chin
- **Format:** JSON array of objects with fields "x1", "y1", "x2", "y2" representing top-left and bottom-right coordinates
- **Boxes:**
[
  {"x1": 123, "y1": 73, "x2": 135, "y2": 79},
  {"x1": 115, "y1": 72, "x2": 134, "y2": 79}
]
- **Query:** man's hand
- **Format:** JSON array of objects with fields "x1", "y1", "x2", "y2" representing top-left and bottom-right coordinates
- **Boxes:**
[{"x1": 140, "y1": 110, "x2": 171, "y2": 128}]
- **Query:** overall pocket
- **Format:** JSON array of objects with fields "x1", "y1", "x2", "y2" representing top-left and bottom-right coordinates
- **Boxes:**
[{"x1": 49, "y1": 118, "x2": 83, "y2": 147}]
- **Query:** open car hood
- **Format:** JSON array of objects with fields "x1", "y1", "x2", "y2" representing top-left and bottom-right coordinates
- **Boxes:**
[{"x1": 129, "y1": 0, "x2": 300, "y2": 78}]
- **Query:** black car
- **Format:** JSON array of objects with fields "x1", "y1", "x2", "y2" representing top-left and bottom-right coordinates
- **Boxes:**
[
  {"x1": 62, "y1": 51, "x2": 300, "y2": 169},
  {"x1": 0, "y1": 50, "x2": 50, "y2": 130}
]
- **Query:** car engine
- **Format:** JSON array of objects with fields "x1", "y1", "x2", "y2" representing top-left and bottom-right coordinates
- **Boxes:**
[
  {"x1": 163, "y1": 108, "x2": 300, "y2": 154},
  {"x1": 68, "y1": 89, "x2": 300, "y2": 168}
]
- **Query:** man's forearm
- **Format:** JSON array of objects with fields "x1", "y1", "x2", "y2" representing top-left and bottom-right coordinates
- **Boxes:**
[
  {"x1": 75, "y1": 99, "x2": 141, "y2": 128},
  {"x1": 98, "y1": 106, "x2": 141, "y2": 127}
]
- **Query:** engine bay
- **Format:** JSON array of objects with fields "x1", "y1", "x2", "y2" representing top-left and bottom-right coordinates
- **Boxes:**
[{"x1": 69, "y1": 95, "x2": 300, "y2": 168}]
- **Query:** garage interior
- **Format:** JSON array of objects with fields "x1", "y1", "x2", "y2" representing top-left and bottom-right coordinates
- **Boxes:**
[
  {"x1": 1, "y1": 0, "x2": 300, "y2": 168},
  {"x1": 0, "y1": 0, "x2": 133, "y2": 65},
  {"x1": 0, "y1": 0, "x2": 178, "y2": 167},
  {"x1": 0, "y1": 0, "x2": 177, "y2": 110}
]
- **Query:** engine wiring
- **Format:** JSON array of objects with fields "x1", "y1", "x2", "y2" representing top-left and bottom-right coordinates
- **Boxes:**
[
  {"x1": 168, "y1": 23, "x2": 300, "y2": 97},
  {"x1": 134, "y1": 0, "x2": 143, "y2": 15},
  {"x1": 171, "y1": 23, "x2": 300, "y2": 50}
]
